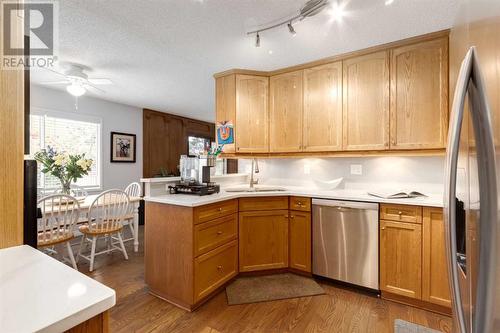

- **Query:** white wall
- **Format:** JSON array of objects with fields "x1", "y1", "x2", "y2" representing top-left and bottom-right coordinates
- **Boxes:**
[
  {"x1": 239, "y1": 156, "x2": 445, "y2": 193},
  {"x1": 30, "y1": 85, "x2": 143, "y2": 192}
]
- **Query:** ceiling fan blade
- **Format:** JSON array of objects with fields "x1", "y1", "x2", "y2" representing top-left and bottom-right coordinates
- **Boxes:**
[
  {"x1": 39, "y1": 80, "x2": 70, "y2": 85},
  {"x1": 88, "y1": 78, "x2": 113, "y2": 85},
  {"x1": 84, "y1": 83, "x2": 106, "y2": 94},
  {"x1": 41, "y1": 66, "x2": 67, "y2": 77}
]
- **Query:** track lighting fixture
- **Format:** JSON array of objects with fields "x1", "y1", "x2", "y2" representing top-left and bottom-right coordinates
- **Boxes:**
[{"x1": 248, "y1": 0, "x2": 335, "y2": 47}]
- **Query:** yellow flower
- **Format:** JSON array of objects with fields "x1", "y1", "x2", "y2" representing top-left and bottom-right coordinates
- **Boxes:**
[{"x1": 54, "y1": 154, "x2": 69, "y2": 166}]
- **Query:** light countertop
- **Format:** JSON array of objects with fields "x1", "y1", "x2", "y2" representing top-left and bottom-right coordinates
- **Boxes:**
[
  {"x1": 144, "y1": 186, "x2": 444, "y2": 208},
  {"x1": 0, "y1": 245, "x2": 116, "y2": 333}
]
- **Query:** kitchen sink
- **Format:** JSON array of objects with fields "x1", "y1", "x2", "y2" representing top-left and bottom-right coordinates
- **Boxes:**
[{"x1": 224, "y1": 185, "x2": 287, "y2": 192}]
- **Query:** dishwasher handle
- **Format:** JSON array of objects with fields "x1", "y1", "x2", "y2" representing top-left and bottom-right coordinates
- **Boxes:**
[{"x1": 312, "y1": 199, "x2": 378, "y2": 211}]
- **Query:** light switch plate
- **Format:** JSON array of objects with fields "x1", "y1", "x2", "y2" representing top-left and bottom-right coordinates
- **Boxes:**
[{"x1": 350, "y1": 164, "x2": 362, "y2": 175}]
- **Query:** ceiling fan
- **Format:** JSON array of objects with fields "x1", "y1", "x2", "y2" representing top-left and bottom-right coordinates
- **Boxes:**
[{"x1": 40, "y1": 63, "x2": 113, "y2": 97}]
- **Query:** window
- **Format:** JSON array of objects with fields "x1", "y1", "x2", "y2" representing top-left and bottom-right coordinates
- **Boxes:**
[{"x1": 30, "y1": 110, "x2": 102, "y2": 190}]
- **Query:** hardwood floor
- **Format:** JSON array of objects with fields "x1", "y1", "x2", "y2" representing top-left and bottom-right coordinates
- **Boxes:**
[{"x1": 78, "y1": 227, "x2": 452, "y2": 333}]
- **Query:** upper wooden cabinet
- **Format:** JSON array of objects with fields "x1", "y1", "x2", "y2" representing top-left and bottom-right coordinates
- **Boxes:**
[
  {"x1": 214, "y1": 32, "x2": 449, "y2": 156},
  {"x1": 269, "y1": 71, "x2": 303, "y2": 152},
  {"x1": 235, "y1": 75, "x2": 269, "y2": 153},
  {"x1": 390, "y1": 38, "x2": 449, "y2": 149},
  {"x1": 343, "y1": 51, "x2": 390, "y2": 151},
  {"x1": 303, "y1": 62, "x2": 343, "y2": 152},
  {"x1": 215, "y1": 75, "x2": 236, "y2": 153}
]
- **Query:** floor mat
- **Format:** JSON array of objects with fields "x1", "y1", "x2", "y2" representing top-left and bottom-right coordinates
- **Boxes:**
[
  {"x1": 394, "y1": 319, "x2": 442, "y2": 333},
  {"x1": 225, "y1": 273, "x2": 325, "y2": 305}
]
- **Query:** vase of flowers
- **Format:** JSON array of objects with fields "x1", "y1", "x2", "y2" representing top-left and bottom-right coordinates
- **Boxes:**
[{"x1": 34, "y1": 146, "x2": 93, "y2": 195}]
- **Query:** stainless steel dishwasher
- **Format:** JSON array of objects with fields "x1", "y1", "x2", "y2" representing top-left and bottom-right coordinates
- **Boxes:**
[{"x1": 312, "y1": 199, "x2": 379, "y2": 290}]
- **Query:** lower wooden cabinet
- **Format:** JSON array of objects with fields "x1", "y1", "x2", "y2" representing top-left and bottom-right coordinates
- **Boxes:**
[
  {"x1": 239, "y1": 210, "x2": 289, "y2": 272},
  {"x1": 422, "y1": 208, "x2": 451, "y2": 307},
  {"x1": 380, "y1": 204, "x2": 452, "y2": 313},
  {"x1": 289, "y1": 211, "x2": 311, "y2": 272},
  {"x1": 194, "y1": 240, "x2": 238, "y2": 302},
  {"x1": 380, "y1": 220, "x2": 422, "y2": 299}
]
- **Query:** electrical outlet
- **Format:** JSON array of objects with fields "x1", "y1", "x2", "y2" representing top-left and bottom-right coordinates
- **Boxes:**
[{"x1": 350, "y1": 164, "x2": 362, "y2": 175}]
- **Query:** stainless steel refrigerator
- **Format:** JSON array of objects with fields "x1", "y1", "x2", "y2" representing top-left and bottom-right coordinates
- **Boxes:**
[{"x1": 445, "y1": 1, "x2": 500, "y2": 332}]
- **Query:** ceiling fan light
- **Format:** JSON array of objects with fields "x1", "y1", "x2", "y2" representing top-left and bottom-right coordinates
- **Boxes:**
[{"x1": 66, "y1": 83, "x2": 86, "y2": 97}]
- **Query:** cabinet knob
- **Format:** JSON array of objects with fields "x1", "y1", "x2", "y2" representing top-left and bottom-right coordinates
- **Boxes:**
[
  {"x1": 297, "y1": 202, "x2": 303, "y2": 206},
  {"x1": 290, "y1": 215, "x2": 295, "y2": 219},
  {"x1": 217, "y1": 265, "x2": 223, "y2": 271},
  {"x1": 398, "y1": 211, "x2": 403, "y2": 215},
  {"x1": 218, "y1": 208, "x2": 223, "y2": 212},
  {"x1": 381, "y1": 227, "x2": 386, "y2": 230},
  {"x1": 216, "y1": 231, "x2": 223, "y2": 235},
  {"x1": 284, "y1": 215, "x2": 289, "y2": 218}
]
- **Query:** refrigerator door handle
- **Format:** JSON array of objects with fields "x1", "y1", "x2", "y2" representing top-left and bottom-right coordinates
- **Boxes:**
[
  {"x1": 468, "y1": 47, "x2": 498, "y2": 333},
  {"x1": 444, "y1": 47, "x2": 473, "y2": 333}
]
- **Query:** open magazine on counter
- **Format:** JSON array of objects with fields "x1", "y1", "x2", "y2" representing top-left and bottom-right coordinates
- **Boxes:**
[{"x1": 367, "y1": 189, "x2": 427, "y2": 199}]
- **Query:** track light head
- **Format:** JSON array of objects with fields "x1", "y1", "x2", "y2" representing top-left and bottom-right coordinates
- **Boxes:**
[
  {"x1": 255, "y1": 32, "x2": 261, "y2": 47},
  {"x1": 287, "y1": 22, "x2": 297, "y2": 36}
]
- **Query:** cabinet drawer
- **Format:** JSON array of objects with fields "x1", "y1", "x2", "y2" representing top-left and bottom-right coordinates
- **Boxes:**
[
  {"x1": 380, "y1": 204, "x2": 422, "y2": 223},
  {"x1": 289, "y1": 196, "x2": 311, "y2": 212},
  {"x1": 194, "y1": 199, "x2": 238, "y2": 224},
  {"x1": 239, "y1": 196, "x2": 288, "y2": 212},
  {"x1": 194, "y1": 240, "x2": 238, "y2": 302},
  {"x1": 194, "y1": 214, "x2": 238, "y2": 256}
]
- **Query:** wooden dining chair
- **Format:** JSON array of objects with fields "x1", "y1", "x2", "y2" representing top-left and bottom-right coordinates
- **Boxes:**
[
  {"x1": 37, "y1": 194, "x2": 80, "y2": 269},
  {"x1": 77, "y1": 189, "x2": 130, "y2": 272},
  {"x1": 122, "y1": 182, "x2": 141, "y2": 243}
]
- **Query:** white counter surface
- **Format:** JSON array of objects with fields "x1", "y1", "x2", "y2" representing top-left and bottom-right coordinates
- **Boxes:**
[
  {"x1": 144, "y1": 186, "x2": 443, "y2": 208},
  {"x1": 0, "y1": 245, "x2": 116, "y2": 333}
]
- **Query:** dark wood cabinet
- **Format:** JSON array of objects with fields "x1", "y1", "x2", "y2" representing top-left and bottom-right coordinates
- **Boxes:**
[{"x1": 143, "y1": 109, "x2": 215, "y2": 178}]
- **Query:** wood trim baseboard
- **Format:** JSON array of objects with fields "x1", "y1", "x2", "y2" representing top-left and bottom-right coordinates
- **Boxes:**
[{"x1": 381, "y1": 291, "x2": 452, "y2": 317}]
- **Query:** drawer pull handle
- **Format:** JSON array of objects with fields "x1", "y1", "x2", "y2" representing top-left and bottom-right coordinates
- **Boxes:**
[
  {"x1": 216, "y1": 231, "x2": 223, "y2": 235},
  {"x1": 217, "y1": 265, "x2": 223, "y2": 271}
]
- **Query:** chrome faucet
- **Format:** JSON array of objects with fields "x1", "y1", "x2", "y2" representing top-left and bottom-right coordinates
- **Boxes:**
[{"x1": 249, "y1": 158, "x2": 259, "y2": 189}]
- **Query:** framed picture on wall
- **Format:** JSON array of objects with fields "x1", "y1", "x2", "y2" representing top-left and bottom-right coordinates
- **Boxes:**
[{"x1": 111, "y1": 132, "x2": 136, "y2": 163}]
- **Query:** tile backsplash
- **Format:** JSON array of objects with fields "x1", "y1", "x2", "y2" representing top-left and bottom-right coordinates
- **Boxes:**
[{"x1": 238, "y1": 156, "x2": 445, "y2": 193}]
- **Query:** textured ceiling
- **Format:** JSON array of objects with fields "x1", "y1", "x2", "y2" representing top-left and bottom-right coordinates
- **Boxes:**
[{"x1": 31, "y1": 0, "x2": 459, "y2": 122}]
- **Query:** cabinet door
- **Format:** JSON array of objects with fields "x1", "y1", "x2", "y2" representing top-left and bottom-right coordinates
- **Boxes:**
[
  {"x1": 269, "y1": 71, "x2": 303, "y2": 152},
  {"x1": 303, "y1": 62, "x2": 343, "y2": 152},
  {"x1": 215, "y1": 75, "x2": 236, "y2": 153},
  {"x1": 422, "y1": 208, "x2": 451, "y2": 307},
  {"x1": 390, "y1": 38, "x2": 448, "y2": 149},
  {"x1": 289, "y1": 211, "x2": 311, "y2": 272},
  {"x1": 343, "y1": 51, "x2": 390, "y2": 151},
  {"x1": 143, "y1": 111, "x2": 169, "y2": 178},
  {"x1": 239, "y1": 210, "x2": 289, "y2": 272},
  {"x1": 235, "y1": 75, "x2": 269, "y2": 153},
  {"x1": 380, "y1": 220, "x2": 422, "y2": 299}
]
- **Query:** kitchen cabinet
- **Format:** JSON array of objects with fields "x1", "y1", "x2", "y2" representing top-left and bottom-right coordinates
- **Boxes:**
[
  {"x1": 303, "y1": 62, "x2": 343, "y2": 152},
  {"x1": 239, "y1": 210, "x2": 289, "y2": 272},
  {"x1": 143, "y1": 109, "x2": 214, "y2": 178},
  {"x1": 289, "y1": 210, "x2": 311, "y2": 273},
  {"x1": 422, "y1": 207, "x2": 451, "y2": 307},
  {"x1": 380, "y1": 219, "x2": 422, "y2": 299},
  {"x1": 145, "y1": 200, "x2": 238, "y2": 311},
  {"x1": 380, "y1": 204, "x2": 451, "y2": 314},
  {"x1": 269, "y1": 71, "x2": 304, "y2": 152},
  {"x1": 343, "y1": 51, "x2": 390, "y2": 151},
  {"x1": 390, "y1": 38, "x2": 449, "y2": 149},
  {"x1": 235, "y1": 75, "x2": 269, "y2": 153},
  {"x1": 215, "y1": 74, "x2": 236, "y2": 153}
]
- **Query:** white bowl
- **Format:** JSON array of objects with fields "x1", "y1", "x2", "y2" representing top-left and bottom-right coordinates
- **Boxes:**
[{"x1": 313, "y1": 178, "x2": 343, "y2": 190}]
